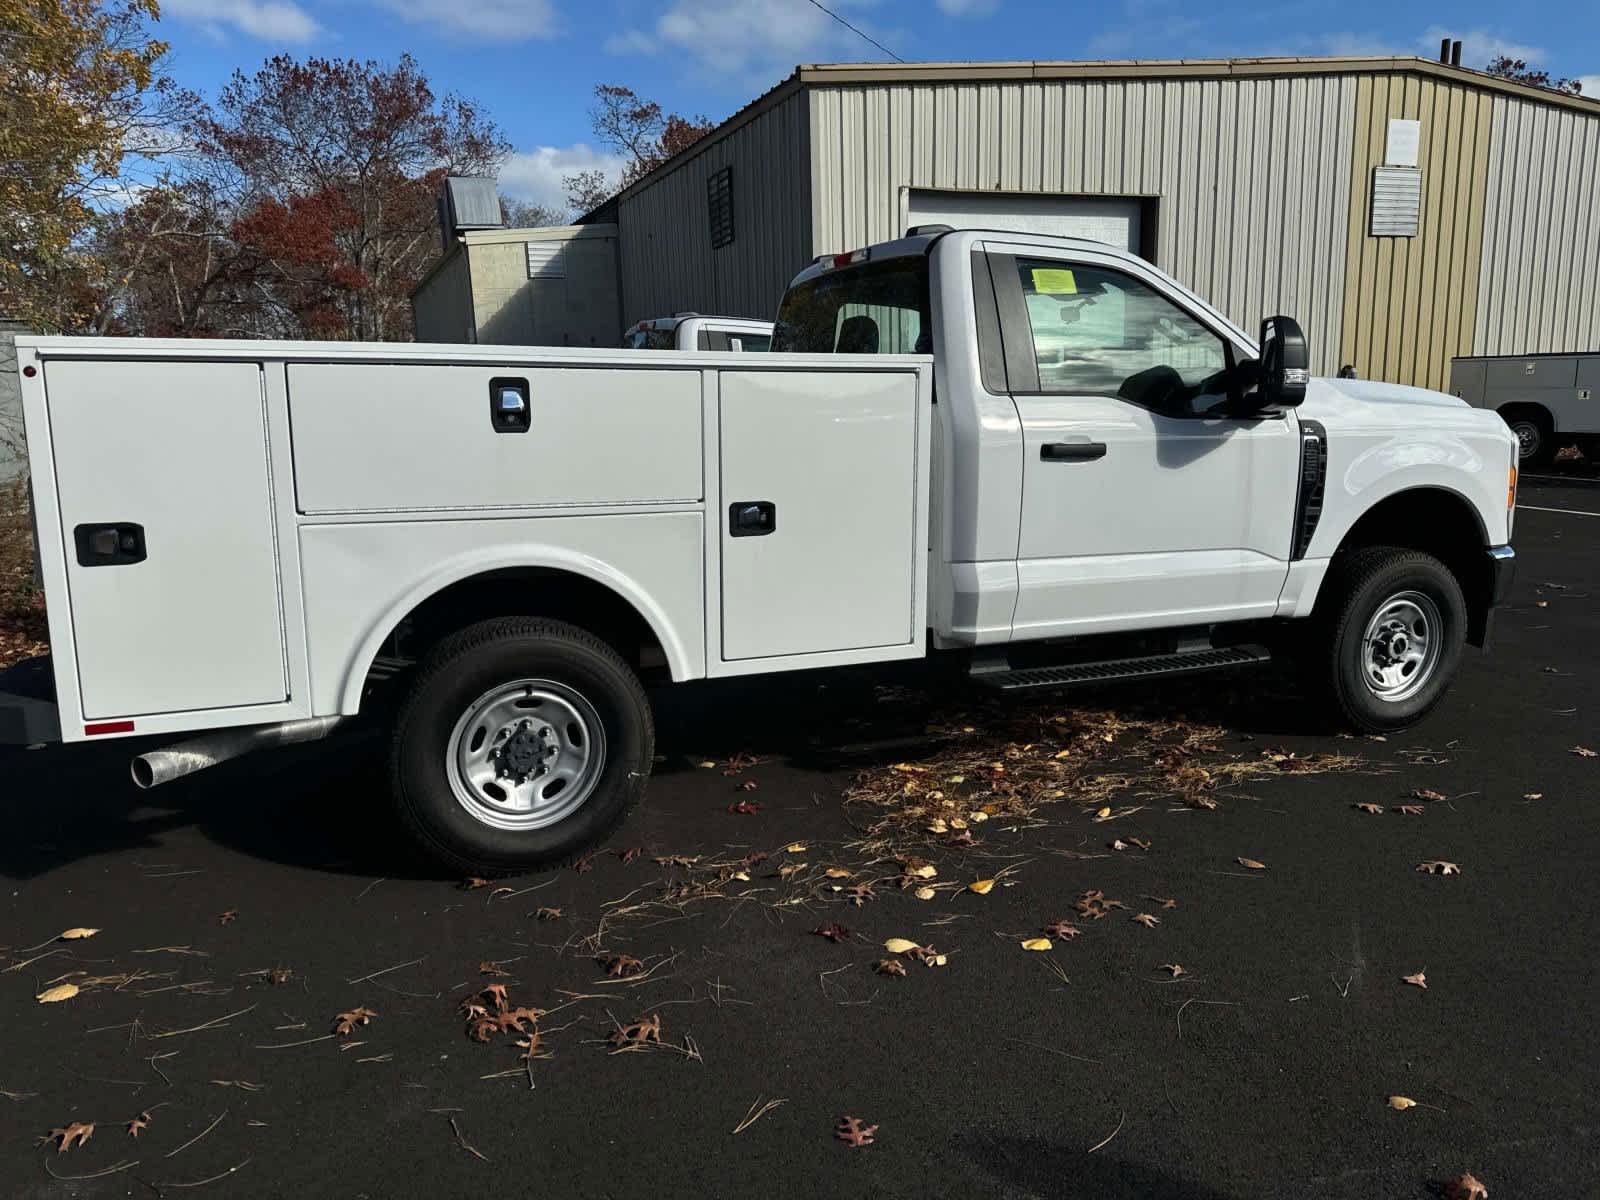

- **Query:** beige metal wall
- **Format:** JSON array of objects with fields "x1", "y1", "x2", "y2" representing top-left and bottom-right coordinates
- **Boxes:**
[
  {"x1": 411, "y1": 246, "x2": 474, "y2": 344},
  {"x1": 808, "y1": 76, "x2": 1357, "y2": 374},
  {"x1": 1340, "y1": 75, "x2": 1493, "y2": 390},
  {"x1": 1475, "y1": 94, "x2": 1600, "y2": 357},
  {"x1": 616, "y1": 90, "x2": 812, "y2": 325}
]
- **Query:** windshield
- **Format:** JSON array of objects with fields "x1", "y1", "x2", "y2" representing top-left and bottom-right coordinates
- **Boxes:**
[{"x1": 772, "y1": 257, "x2": 931, "y2": 354}]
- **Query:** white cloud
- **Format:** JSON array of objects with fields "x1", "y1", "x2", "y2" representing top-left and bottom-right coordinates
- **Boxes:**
[
  {"x1": 606, "y1": 0, "x2": 873, "y2": 75},
  {"x1": 1418, "y1": 26, "x2": 1545, "y2": 69},
  {"x1": 498, "y1": 143, "x2": 628, "y2": 215},
  {"x1": 367, "y1": 0, "x2": 557, "y2": 40},
  {"x1": 1579, "y1": 74, "x2": 1600, "y2": 97},
  {"x1": 935, "y1": 0, "x2": 1000, "y2": 15},
  {"x1": 162, "y1": 0, "x2": 322, "y2": 42}
]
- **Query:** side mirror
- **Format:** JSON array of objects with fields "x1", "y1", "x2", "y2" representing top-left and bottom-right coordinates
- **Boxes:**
[{"x1": 1258, "y1": 316, "x2": 1310, "y2": 408}]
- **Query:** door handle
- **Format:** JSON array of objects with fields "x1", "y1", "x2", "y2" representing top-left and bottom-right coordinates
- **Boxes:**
[
  {"x1": 74, "y1": 523, "x2": 146, "y2": 566},
  {"x1": 1040, "y1": 441, "x2": 1107, "y2": 462},
  {"x1": 729, "y1": 501, "x2": 776, "y2": 537}
]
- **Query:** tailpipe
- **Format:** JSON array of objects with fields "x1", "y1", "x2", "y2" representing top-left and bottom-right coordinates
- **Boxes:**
[{"x1": 131, "y1": 717, "x2": 346, "y2": 790}]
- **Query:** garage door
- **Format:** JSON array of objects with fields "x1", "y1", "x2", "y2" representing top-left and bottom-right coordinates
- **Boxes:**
[{"x1": 905, "y1": 189, "x2": 1142, "y2": 252}]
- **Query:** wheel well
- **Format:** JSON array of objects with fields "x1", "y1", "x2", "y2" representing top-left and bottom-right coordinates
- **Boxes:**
[
  {"x1": 1331, "y1": 487, "x2": 1493, "y2": 646},
  {"x1": 364, "y1": 569, "x2": 669, "y2": 700},
  {"x1": 1496, "y1": 402, "x2": 1552, "y2": 430}
]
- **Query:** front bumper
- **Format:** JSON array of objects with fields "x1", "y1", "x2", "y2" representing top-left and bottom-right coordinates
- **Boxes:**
[
  {"x1": 1487, "y1": 544, "x2": 1516, "y2": 606},
  {"x1": 0, "y1": 655, "x2": 60, "y2": 744}
]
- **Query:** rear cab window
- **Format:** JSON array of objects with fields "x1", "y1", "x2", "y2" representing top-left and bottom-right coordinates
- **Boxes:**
[{"x1": 773, "y1": 257, "x2": 931, "y2": 355}]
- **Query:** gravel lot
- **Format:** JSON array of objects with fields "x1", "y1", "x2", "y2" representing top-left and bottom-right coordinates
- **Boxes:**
[{"x1": 2, "y1": 478, "x2": 1597, "y2": 1198}]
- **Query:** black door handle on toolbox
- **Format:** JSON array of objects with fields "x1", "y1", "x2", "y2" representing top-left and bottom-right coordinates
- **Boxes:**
[{"x1": 1040, "y1": 441, "x2": 1107, "y2": 462}]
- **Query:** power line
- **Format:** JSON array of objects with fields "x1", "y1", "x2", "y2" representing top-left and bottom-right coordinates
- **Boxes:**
[{"x1": 803, "y1": 0, "x2": 905, "y2": 64}]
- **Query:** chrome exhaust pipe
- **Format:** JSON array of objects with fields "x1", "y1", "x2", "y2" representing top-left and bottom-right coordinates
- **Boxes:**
[{"x1": 130, "y1": 717, "x2": 346, "y2": 790}]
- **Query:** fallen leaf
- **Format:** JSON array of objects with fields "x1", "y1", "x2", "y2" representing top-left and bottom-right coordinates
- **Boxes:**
[
  {"x1": 1158, "y1": 963, "x2": 1185, "y2": 977},
  {"x1": 43, "y1": 1121, "x2": 94, "y2": 1153},
  {"x1": 463, "y1": 877, "x2": 490, "y2": 890},
  {"x1": 482, "y1": 982, "x2": 509, "y2": 1011},
  {"x1": 333, "y1": 1006, "x2": 376, "y2": 1036},
  {"x1": 572, "y1": 855, "x2": 595, "y2": 874},
  {"x1": 1236, "y1": 857, "x2": 1267, "y2": 870},
  {"x1": 616, "y1": 846, "x2": 643, "y2": 864},
  {"x1": 883, "y1": 938, "x2": 921, "y2": 955},
  {"x1": 874, "y1": 958, "x2": 907, "y2": 977},
  {"x1": 905, "y1": 945, "x2": 945, "y2": 967},
  {"x1": 1523, "y1": 793, "x2": 1543, "y2": 801},
  {"x1": 1446, "y1": 1171, "x2": 1489, "y2": 1199},
  {"x1": 127, "y1": 1111, "x2": 152, "y2": 1138},
  {"x1": 1416, "y1": 860, "x2": 1461, "y2": 876},
  {"x1": 926, "y1": 818, "x2": 949, "y2": 834},
  {"x1": 784, "y1": 842, "x2": 808, "y2": 853},
  {"x1": 967, "y1": 879, "x2": 995, "y2": 895},
  {"x1": 609, "y1": 1013, "x2": 662, "y2": 1050},
  {"x1": 36, "y1": 983, "x2": 79, "y2": 1004},
  {"x1": 1020, "y1": 937, "x2": 1053, "y2": 952},
  {"x1": 1094, "y1": 807, "x2": 1112, "y2": 820},
  {"x1": 1110, "y1": 838, "x2": 1132, "y2": 851},
  {"x1": 845, "y1": 882, "x2": 875, "y2": 907},
  {"x1": 1573, "y1": 747, "x2": 1598, "y2": 759},
  {"x1": 776, "y1": 862, "x2": 807, "y2": 880},
  {"x1": 737, "y1": 780, "x2": 759, "y2": 792},
  {"x1": 479, "y1": 960, "x2": 511, "y2": 977},
  {"x1": 1132, "y1": 913, "x2": 1161, "y2": 928},
  {"x1": 728, "y1": 800, "x2": 761, "y2": 815},
  {"x1": 496, "y1": 1006, "x2": 543, "y2": 1034},
  {"x1": 267, "y1": 966, "x2": 293, "y2": 986},
  {"x1": 1402, "y1": 971, "x2": 1427, "y2": 989},
  {"x1": 913, "y1": 886, "x2": 936, "y2": 901},
  {"x1": 811, "y1": 922, "x2": 849, "y2": 944},
  {"x1": 835, "y1": 1115, "x2": 877, "y2": 1147},
  {"x1": 1393, "y1": 804, "x2": 1425, "y2": 815},
  {"x1": 1387, "y1": 1095, "x2": 1417, "y2": 1110},
  {"x1": 1076, "y1": 889, "x2": 1124, "y2": 919},
  {"x1": 823, "y1": 867, "x2": 852, "y2": 879},
  {"x1": 1354, "y1": 803, "x2": 1384, "y2": 815},
  {"x1": 534, "y1": 906, "x2": 562, "y2": 921},
  {"x1": 907, "y1": 864, "x2": 937, "y2": 880},
  {"x1": 598, "y1": 954, "x2": 644, "y2": 978},
  {"x1": 969, "y1": 810, "x2": 988, "y2": 823},
  {"x1": 742, "y1": 850, "x2": 770, "y2": 870},
  {"x1": 514, "y1": 1030, "x2": 542, "y2": 1062},
  {"x1": 1145, "y1": 896, "x2": 1179, "y2": 911},
  {"x1": 1042, "y1": 920, "x2": 1081, "y2": 940},
  {"x1": 58, "y1": 928, "x2": 99, "y2": 941},
  {"x1": 1412, "y1": 788, "x2": 1448, "y2": 802},
  {"x1": 218, "y1": 910, "x2": 238, "y2": 925}
]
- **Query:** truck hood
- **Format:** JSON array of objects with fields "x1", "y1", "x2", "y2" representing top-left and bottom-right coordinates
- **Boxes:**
[{"x1": 1310, "y1": 377, "x2": 1469, "y2": 411}]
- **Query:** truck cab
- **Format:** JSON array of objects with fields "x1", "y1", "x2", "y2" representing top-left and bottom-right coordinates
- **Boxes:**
[
  {"x1": 622, "y1": 314, "x2": 773, "y2": 352},
  {"x1": 774, "y1": 228, "x2": 1518, "y2": 727}
]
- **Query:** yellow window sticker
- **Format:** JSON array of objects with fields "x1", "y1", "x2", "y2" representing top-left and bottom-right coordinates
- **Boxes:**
[{"x1": 1030, "y1": 267, "x2": 1077, "y2": 294}]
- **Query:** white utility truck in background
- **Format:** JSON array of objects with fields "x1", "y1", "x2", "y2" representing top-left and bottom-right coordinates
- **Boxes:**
[
  {"x1": 1449, "y1": 350, "x2": 1600, "y2": 467},
  {"x1": 3, "y1": 228, "x2": 1517, "y2": 874},
  {"x1": 622, "y1": 313, "x2": 773, "y2": 352}
]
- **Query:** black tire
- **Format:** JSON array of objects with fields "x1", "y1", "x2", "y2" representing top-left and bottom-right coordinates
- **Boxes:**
[
  {"x1": 1310, "y1": 547, "x2": 1466, "y2": 733},
  {"x1": 1501, "y1": 407, "x2": 1555, "y2": 468},
  {"x1": 390, "y1": 617, "x2": 653, "y2": 876}
]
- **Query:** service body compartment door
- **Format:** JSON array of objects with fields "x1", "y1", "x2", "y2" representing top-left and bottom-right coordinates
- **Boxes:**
[
  {"x1": 719, "y1": 370, "x2": 925, "y2": 662},
  {"x1": 46, "y1": 360, "x2": 286, "y2": 718}
]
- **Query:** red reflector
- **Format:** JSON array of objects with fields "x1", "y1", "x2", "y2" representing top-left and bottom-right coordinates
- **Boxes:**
[
  {"x1": 84, "y1": 721, "x2": 135, "y2": 736},
  {"x1": 832, "y1": 253, "x2": 853, "y2": 268}
]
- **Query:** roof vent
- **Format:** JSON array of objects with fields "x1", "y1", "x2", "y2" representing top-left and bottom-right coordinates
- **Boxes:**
[{"x1": 437, "y1": 176, "x2": 503, "y2": 249}]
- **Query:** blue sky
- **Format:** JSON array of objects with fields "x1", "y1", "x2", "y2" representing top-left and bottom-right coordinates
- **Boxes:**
[{"x1": 153, "y1": 0, "x2": 1599, "y2": 213}]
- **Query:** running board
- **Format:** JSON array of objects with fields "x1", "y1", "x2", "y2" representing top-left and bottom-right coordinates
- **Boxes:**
[{"x1": 971, "y1": 645, "x2": 1271, "y2": 692}]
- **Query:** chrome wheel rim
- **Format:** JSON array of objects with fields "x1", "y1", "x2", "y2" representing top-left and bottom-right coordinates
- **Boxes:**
[
  {"x1": 1361, "y1": 591, "x2": 1442, "y2": 703},
  {"x1": 446, "y1": 679, "x2": 606, "y2": 831}
]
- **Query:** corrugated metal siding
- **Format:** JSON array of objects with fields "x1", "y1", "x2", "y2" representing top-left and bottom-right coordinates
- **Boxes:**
[
  {"x1": 617, "y1": 91, "x2": 811, "y2": 325},
  {"x1": 1340, "y1": 75, "x2": 1492, "y2": 390},
  {"x1": 808, "y1": 76, "x2": 1357, "y2": 374},
  {"x1": 1475, "y1": 94, "x2": 1600, "y2": 356}
]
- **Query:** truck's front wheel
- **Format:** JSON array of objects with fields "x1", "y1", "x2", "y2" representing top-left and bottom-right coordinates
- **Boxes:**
[
  {"x1": 390, "y1": 617, "x2": 653, "y2": 875},
  {"x1": 1313, "y1": 548, "x2": 1466, "y2": 733}
]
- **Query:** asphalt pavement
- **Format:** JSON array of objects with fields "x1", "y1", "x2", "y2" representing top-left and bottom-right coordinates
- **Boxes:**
[{"x1": 2, "y1": 479, "x2": 1597, "y2": 1198}]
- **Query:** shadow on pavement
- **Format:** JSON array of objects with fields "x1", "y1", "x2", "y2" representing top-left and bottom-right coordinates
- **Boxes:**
[{"x1": 953, "y1": 1131, "x2": 1236, "y2": 1199}]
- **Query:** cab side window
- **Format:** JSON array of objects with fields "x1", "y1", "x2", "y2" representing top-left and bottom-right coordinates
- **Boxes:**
[{"x1": 1014, "y1": 259, "x2": 1229, "y2": 409}]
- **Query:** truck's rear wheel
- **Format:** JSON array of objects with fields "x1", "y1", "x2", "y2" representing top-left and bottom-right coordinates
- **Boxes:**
[
  {"x1": 1501, "y1": 407, "x2": 1555, "y2": 468},
  {"x1": 390, "y1": 617, "x2": 652, "y2": 875},
  {"x1": 1312, "y1": 548, "x2": 1466, "y2": 733}
]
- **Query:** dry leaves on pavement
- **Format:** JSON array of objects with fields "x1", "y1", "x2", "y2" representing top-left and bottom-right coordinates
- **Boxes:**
[
  {"x1": 811, "y1": 922, "x2": 850, "y2": 944},
  {"x1": 835, "y1": 1116, "x2": 877, "y2": 1147},
  {"x1": 1402, "y1": 971, "x2": 1427, "y2": 989},
  {"x1": 127, "y1": 1111, "x2": 152, "y2": 1138},
  {"x1": 42, "y1": 1121, "x2": 94, "y2": 1153},
  {"x1": 35, "y1": 983, "x2": 80, "y2": 1004},
  {"x1": 1236, "y1": 857, "x2": 1267, "y2": 870},
  {"x1": 1446, "y1": 1172, "x2": 1489, "y2": 1198},
  {"x1": 1041, "y1": 920, "x2": 1081, "y2": 940},
  {"x1": 1416, "y1": 861, "x2": 1461, "y2": 876},
  {"x1": 58, "y1": 927, "x2": 99, "y2": 941},
  {"x1": 608, "y1": 1013, "x2": 662, "y2": 1051},
  {"x1": 332, "y1": 1006, "x2": 376, "y2": 1036},
  {"x1": 1131, "y1": 913, "x2": 1161, "y2": 928}
]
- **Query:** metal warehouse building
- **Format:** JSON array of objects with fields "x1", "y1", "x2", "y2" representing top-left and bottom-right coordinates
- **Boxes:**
[{"x1": 580, "y1": 54, "x2": 1600, "y2": 389}]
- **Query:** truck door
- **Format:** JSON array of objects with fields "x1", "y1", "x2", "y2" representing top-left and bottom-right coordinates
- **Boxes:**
[
  {"x1": 981, "y1": 245, "x2": 1298, "y2": 639},
  {"x1": 45, "y1": 360, "x2": 288, "y2": 718}
]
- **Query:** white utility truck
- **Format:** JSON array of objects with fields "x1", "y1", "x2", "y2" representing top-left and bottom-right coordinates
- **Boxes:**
[
  {"x1": 622, "y1": 314, "x2": 773, "y2": 352},
  {"x1": 3, "y1": 228, "x2": 1517, "y2": 873}
]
